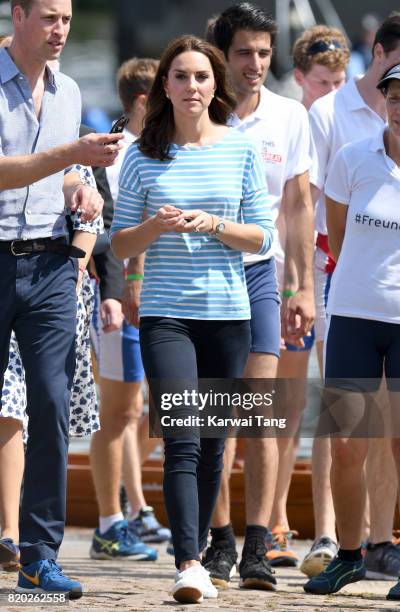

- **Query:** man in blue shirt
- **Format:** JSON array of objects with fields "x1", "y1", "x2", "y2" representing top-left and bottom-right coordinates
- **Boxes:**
[{"x1": 0, "y1": 0, "x2": 122, "y2": 599}]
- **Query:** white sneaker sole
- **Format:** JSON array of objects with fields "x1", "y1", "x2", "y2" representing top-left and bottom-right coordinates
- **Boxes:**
[{"x1": 300, "y1": 549, "x2": 335, "y2": 577}]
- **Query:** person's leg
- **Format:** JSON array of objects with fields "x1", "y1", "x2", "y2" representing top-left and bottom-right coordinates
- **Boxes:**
[
  {"x1": 331, "y1": 435, "x2": 369, "y2": 549},
  {"x1": 121, "y1": 382, "x2": 171, "y2": 544},
  {"x1": 209, "y1": 436, "x2": 236, "y2": 529},
  {"x1": 301, "y1": 259, "x2": 337, "y2": 577},
  {"x1": 206, "y1": 259, "x2": 280, "y2": 590},
  {"x1": 388, "y1": 386, "x2": 400, "y2": 598},
  {"x1": 91, "y1": 378, "x2": 140, "y2": 518},
  {"x1": 372, "y1": 327, "x2": 400, "y2": 597},
  {"x1": 300, "y1": 338, "x2": 338, "y2": 577},
  {"x1": 90, "y1": 376, "x2": 157, "y2": 560},
  {"x1": 312, "y1": 340, "x2": 336, "y2": 540},
  {"x1": 0, "y1": 262, "x2": 23, "y2": 570},
  {"x1": 243, "y1": 353, "x2": 279, "y2": 527},
  {"x1": 15, "y1": 253, "x2": 77, "y2": 566},
  {"x1": 304, "y1": 315, "x2": 384, "y2": 595},
  {"x1": 366, "y1": 439, "x2": 397, "y2": 544},
  {"x1": 0, "y1": 418, "x2": 24, "y2": 543},
  {"x1": 361, "y1": 321, "x2": 399, "y2": 581},
  {"x1": 138, "y1": 411, "x2": 160, "y2": 463},
  {"x1": 0, "y1": 332, "x2": 27, "y2": 554},
  {"x1": 196, "y1": 319, "x2": 251, "y2": 555},
  {"x1": 121, "y1": 382, "x2": 146, "y2": 515},
  {"x1": 0, "y1": 416, "x2": 24, "y2": 571},
  {"x1": 140, "y1": 317, "x2": 201, "y2": 570},
  {"x1": 265, "y1": 347, "x2": 310, "y2": 567}
]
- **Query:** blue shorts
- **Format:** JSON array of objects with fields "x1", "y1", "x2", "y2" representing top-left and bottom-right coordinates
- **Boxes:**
[
  {"x1": 325, "y1": 315, "x2": 400, "y2": 392},
  {"x1": 285, "y1": 327, "x2": 315, "y2": 352},
  {"x1": 91, "y1": 285, "x2": 144, "y2": 383},
  {"x1": 245, "y1": 259, "x2": 281, "y2": 357}
]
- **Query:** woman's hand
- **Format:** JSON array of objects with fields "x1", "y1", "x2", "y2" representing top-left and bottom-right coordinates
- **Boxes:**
[
  {"x1": 178, "y1": 210, "x2": 215, "y2": 233},
  {"x1": 153, "y1": 205, "x2": 185, "y2": 233}
]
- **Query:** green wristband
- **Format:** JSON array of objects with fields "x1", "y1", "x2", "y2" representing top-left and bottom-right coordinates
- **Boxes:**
[
  {"x1": 126, "y1": 273, "x2": 144, "y2": 281},
  {"x1": 281, "y1": 289, "x2": 297, "y2": 298}
]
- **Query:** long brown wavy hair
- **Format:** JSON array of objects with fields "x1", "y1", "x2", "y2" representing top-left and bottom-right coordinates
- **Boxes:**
[{"x1": 138, "y1": 35, "x2": 236, "y2": 161}]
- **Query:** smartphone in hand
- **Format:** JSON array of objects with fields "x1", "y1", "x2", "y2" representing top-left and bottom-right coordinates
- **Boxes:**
[{"x1": 110, "y1": 116, "x2": 129, "y2": 142}]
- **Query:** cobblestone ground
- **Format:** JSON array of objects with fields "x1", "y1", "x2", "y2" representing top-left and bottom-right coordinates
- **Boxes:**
[{"x1": 0, "y1": 528, "x2": 398, "y2": 611}]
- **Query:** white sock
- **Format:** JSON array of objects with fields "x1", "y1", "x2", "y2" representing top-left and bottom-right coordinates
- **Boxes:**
[{"x1": 99, "y1": 513, "x2": 124, "y2": 534}]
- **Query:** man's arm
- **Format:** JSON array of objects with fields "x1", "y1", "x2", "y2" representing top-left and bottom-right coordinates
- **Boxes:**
[
  {"x1": 326, "y1": 196, "x2": 347, "y2": 261},
  {"x1": 122, "y1": 255, "x2": 145, "y2": 328},
  {"x1": 281, "y1": 171, "x2": 315, "y2": 341},
  {"x1": 0, "y1": 132, "x2": 123, "y2": 191}
]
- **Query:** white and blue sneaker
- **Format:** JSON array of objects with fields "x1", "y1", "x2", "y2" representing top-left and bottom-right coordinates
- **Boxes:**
[
  {"x1": 129, "y1": 506, "x2": 171, "y2": 543},
  {"x1": 90, "y1": 519, "x2": 157, "y2": 560},
  {"x1": 16, "y1": 559, "x2": 82, "y2": 599}
]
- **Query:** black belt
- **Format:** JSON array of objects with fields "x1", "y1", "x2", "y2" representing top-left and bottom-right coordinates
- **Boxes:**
[{"x1": 0, "y1": 237, "x2": 86, "y2": 258}]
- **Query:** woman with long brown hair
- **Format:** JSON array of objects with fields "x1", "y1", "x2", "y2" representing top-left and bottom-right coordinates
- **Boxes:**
[{"x1": 111, "y1": 35, "x2": 274, "y2": 603}]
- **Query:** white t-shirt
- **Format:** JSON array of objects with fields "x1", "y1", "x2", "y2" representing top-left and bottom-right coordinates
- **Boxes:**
[
  {"x1": 325, "y1": 127, "x2": 400, "y2": 324},
  {"x1": 230, "y1": 86, "x2": 311, "y2": 264},
  {"x1": 106, "y1": 127, "x2": 136, "y2": 203},
  {"x1": 309, "y1": 77, "x2": 385, "y2": 235}
]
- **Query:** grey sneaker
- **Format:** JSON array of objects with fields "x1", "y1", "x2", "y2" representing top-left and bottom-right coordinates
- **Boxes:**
[
  {"x1": 365, "y1": 543, "x2": 400, "y2": 580},
  {"x1": 300, "y1": 536, "x2": 338, "y2": 578}
]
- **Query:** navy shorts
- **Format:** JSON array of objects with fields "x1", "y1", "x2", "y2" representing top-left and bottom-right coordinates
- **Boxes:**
[
  {"x1": 285, "y1": 326, "x2": 315, "y2": 352},
  {"x1": 245, "y1": 258, "x2": 281, "y2": 357},
  {"x1": 325, "y1": 315, "x2": 400, "y2": 391}
]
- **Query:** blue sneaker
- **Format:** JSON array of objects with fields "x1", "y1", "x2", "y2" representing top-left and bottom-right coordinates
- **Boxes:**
[
  {"x1": 90, "y1": 519, "x2": 157, "y2": 560},
  {"x1": 0, "y1": 538, "x2": 20, "y2": 571},
  {"x1": 304, "y1": 557, "x2": 365, "y2": 594},
  {"x1": 128, "y1": 506, "x2": 171, "y2": 543},
  {"x1": 387, "y1": 580, "x2": 400, "y2": 600},
  {"x1": 16, "y1": 559, "x2": 82, "y2": 599}
]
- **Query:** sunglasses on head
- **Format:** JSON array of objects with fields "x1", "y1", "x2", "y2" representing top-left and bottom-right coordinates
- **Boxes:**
[{"x1": 307, "y1": 39, "x2": 342, "y2": 56}]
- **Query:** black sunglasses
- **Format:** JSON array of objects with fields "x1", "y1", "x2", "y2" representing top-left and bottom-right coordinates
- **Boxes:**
[{"x1": 307, "y1": 39, "x2": 342, "y2": 56}]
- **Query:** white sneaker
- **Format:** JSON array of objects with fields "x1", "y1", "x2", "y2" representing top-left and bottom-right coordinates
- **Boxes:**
[
  {"x1": 172, "y1": 565, "x2": 218, "y2": 603},
  {"x1": 300, "y1": 536, "x2": 338, "y2": 578},
  {"x1": 199, "y1": 566, "x2": 218, "y2": 598}
]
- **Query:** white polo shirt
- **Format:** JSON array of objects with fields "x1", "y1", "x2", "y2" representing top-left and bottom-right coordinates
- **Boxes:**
[
  {"x1": 106, "y1": 127, "x2": 136, "y2": 203},
  {"x1": 309, "y1": 77, "x2": 385, "y2": 234},
  {"x1": 325, "y1": 127, "x2": 400, "y2": 324},
  {"x1": 230, "y1": 86, "x2": 311, "y2": 264}
]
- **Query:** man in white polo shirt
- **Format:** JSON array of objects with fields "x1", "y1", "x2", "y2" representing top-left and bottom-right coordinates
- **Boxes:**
[
  {"x1": 203, "y1": 3, "x2": 315, "y2": 591},
  {"x1": 307, "y1": 12, "x2": 400, "y2": 582}
]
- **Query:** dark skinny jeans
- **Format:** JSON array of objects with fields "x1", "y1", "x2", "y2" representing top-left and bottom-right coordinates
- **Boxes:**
[{"x1": 140, "y1": 316, "x2": 250, "y2": 567}]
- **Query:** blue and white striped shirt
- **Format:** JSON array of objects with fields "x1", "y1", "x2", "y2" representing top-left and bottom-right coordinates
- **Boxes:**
[{"x1": 111, "y1": 129, "x2": 274, "y2": 320}]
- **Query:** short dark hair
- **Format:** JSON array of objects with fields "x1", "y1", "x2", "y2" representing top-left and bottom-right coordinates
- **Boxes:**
[
  {"x1": 117, "y1": 57, "x2": 159, "y2": 114},
  {"x1": 11, "y1": 0, "x2": 35, "y2": 15},
  {"x1": 213, "y1": 3, "x2": 277, "y2": 58},
  {"x1": 373, "y1": 12, "x2": 400, "y2": 57},
  {"x1": 139, "y1": 35, "x2": 236, "y2": 161}
]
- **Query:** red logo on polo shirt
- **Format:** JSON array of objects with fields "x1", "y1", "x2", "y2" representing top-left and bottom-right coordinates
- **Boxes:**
[{"x1": 261, "y1": 141, "x2": 283, "y2": 164}]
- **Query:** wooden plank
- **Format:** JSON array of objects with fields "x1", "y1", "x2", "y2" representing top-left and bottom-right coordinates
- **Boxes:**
[{"x1": 67, "y1": 453, "x2": 315, "y2": 536}]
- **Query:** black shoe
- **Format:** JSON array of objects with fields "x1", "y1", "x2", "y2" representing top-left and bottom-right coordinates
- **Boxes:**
[
  {"x1": 202, "y1": 541, "x2": 238, "y2": 588},
  {"x1": 239, "y1": 541, "x2": 277, "y2": 591},
  {"x1": 303, "y1": 557, "x2": 365, "y2": 595},
  {"x1": 365, "y1": 543, "x2": 400, "y2": 580}
]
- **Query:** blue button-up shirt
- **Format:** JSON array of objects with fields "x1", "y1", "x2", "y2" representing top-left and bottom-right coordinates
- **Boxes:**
[{"x1": 0, "y1": 48, "x2": 81, "y2": 240}]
